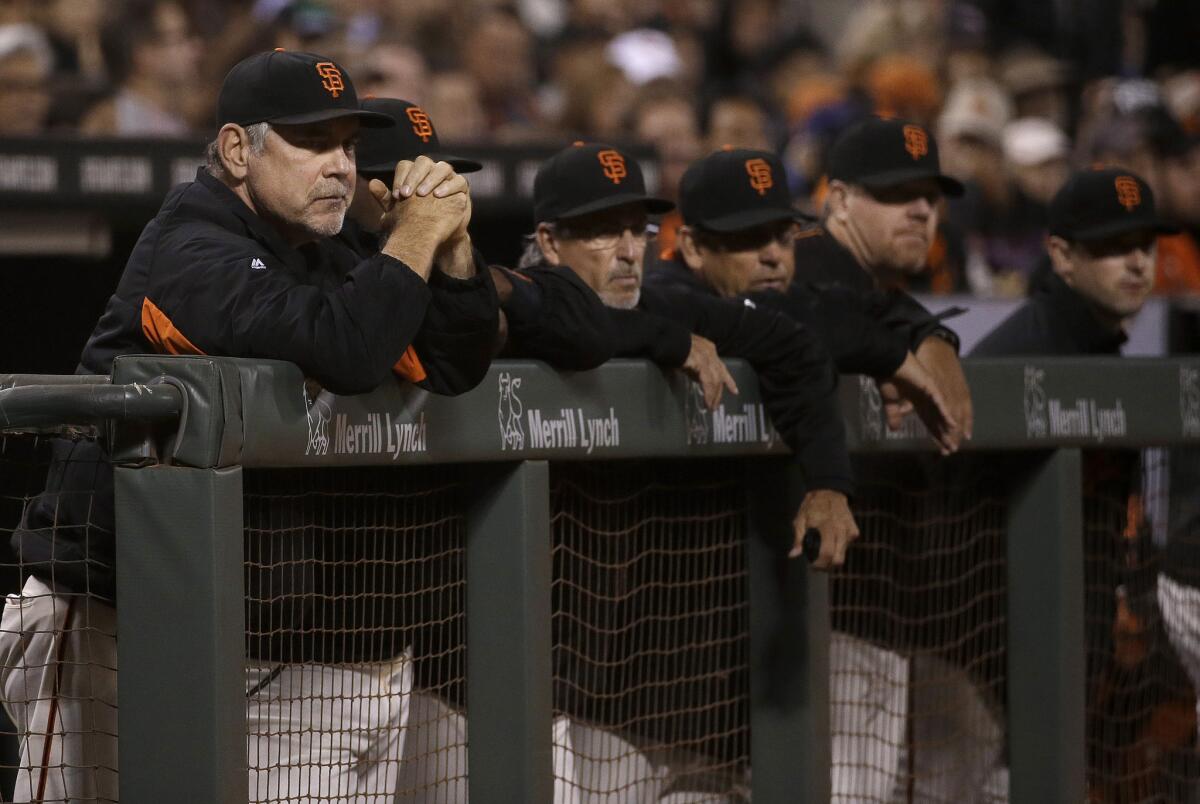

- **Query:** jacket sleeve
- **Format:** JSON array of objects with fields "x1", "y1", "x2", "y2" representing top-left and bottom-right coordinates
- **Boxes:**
[
  {"x1": 869, "y1": 288, "x2": 962, "y2": 353},
  {"x1": 403, "y1": 248, "x2": 500, "y2": 395},
  {"x1": 498, "y1": 265, "x2": 616, "y2": 370},
  {"x1": 645, "y1": 290, "x2": 855, "y2": 495},
  {"x1": 146, "y1": 237, "x2": 434, "y2": 395},
  {"x1": 606, "y1": 308, "x2": 693, "y2": 366},
  {"x1": 749, "y1": 284, "x2": 908, "y2": 378}
]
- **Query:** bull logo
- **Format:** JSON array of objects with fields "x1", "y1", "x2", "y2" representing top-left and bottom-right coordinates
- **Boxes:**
[
  {"x1": 406, "y1": 107, "x2": 433, "y2": 143},
  {"x1": 745, "y1": 158, "x2": 774, "y2": 196},
  {"x1": 498, "y1": 372, "x2": 526, "y2": 451},
  {"x1": 1182, "y1": 367, "x2": 1200, "y2": 437},
  {"x1": 903, "y1": 125, "x2": 928, "y2": 161},
  {"x1": 1115, "y1": 176, "x2": 1141, "y2": 212},
  {"x1": 315, "y1": 62, "x2": 345, "y2": 98},
  {"x1": 304, "y1": 384, "x2": 332, "y2": 456},
  {"x1": 684, "y1": 382, "x2": 710, "y2": 446},
  {"x1": 1024, "y1": 366, "x2": 1048, "y2": 438},
  {"x1": 597, "y1": 150, "x2": 627, "y2": 184},
  {"x1": 859, "y1": 375, "x2": 883, "y2": 442}
]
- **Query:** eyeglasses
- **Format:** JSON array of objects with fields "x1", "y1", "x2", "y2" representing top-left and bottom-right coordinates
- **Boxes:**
[
  {"x1": 695, "y1": 221, "x2": 799, "y2": 253},
  {"x1": 555, "y1": 221, "x2": 659, "y2": 251}
]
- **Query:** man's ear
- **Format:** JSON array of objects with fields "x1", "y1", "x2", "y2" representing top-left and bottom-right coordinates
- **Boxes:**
[
  {"x1": 826, "y1": 180, "x2": 850, "y2": 225},
  {"x1": 535, "y1": 224, "x2": 560, "y2": 266},
  {"x1": 1047, "y1": 235, "x2": 1077, "y2": 286},
  {"x1": 677, "y1": 226, "x2": 705, "y2": 273},
  {"x1": 217, "y1": 123, "x2": 253, "y2": 181}
]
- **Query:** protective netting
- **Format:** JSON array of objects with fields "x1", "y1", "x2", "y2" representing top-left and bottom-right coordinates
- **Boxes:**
[
  {"x1": 243, "y1": 465, "x2": 469, "y2": 804},
  {"x1": 0, "y1": 432, "x2": 117, "y2": 804},
  {"x1": 1084, "y1": 447, "x2": 1200, "y2": 802},
  {"x1": 550, "y1": 460, "x2": 751, "y2": 803},
  {"x1": 829, "y1": 453, "x2": 1009, "y2": 803}
]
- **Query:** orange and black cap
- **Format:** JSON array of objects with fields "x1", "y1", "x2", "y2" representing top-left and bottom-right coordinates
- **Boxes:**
[
  {"x1": 827, "y1": 117, "x2": 964, "y2": 197},
  {"x1": 1048, "y1": 168, "x2": 1178, "y2": 242},
  {"x1": 356, "y1": 98, "x2": 482, "y2": 177},
  {"x1": 216, "y1": 50, "x2": 393, "y2": 129},
  {"x1": 679, "y1": 148, "x2": 804, "y2": 232},
  {"x1": 533, "y1": 142, "x2": 673, "y2": 223}
]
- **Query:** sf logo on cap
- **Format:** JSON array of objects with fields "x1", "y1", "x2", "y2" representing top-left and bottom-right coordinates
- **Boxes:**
[
  {"x1": 1115, "y1": 176, "x2": 1141, "y2": 211},
  {"x1": 745, "y1": 158, "x2": 774, "y2": 196},
  {"x1": 597, "y1": 150, "x2": 627, "y2": 184},
  {"x1": 903, "y1": 125, "x2": 928, "y2": 161},
  {"x1": 315, "y1": 62, "x2": 345, "y2": 98},
  {"x1": 406, "y1": 107, "x2": 433, "y2": 143}
]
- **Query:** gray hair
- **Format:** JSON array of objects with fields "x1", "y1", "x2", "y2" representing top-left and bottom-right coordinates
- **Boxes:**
[
  {"x1": 204, "y1": 122, "x2": 271, "y2": 180},
  {"x1": 516, "y1": 227, "x2": 554, "y2": 271}
]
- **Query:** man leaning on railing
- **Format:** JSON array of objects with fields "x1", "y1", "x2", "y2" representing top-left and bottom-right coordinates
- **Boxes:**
[{"x1": 0, "y1": 49, "x2": 498, "y2": 803}]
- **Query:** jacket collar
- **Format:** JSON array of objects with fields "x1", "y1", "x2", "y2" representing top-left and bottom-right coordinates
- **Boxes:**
[
  {"x1": 1037, "y1": 272, "x2": 1128, "y2": 354},
  {"x1": 194, "y1": 168, "x2": 309, "y2": 273}
]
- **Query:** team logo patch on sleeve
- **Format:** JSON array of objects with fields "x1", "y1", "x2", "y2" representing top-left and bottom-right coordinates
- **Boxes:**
[
  {"x1": 250, "y1": 257, "x2": 267, "y2": 270},
  {"x1": 1115, "y1": 176, "x2": 1141, "y2": 211},
  {"x1": 745, "y1": 158, "x2": 774, "y2": 195},
  {"x1": 406, "y1": 107, "x2": 433, "y2": 142},
  {"x1": 315, "y1": 62, "x2": 345, "y2": 98},
  {"x1": 903, "y1": 125, "x2": 929, "y2": 160},
  {"x1": 597, "y1": 150, "x2": 627, "y2": 184}
]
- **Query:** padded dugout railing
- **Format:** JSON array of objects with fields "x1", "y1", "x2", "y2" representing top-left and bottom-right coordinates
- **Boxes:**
[{"x1": 0, "y1": 356, "x2": 1198, "y2": 803}]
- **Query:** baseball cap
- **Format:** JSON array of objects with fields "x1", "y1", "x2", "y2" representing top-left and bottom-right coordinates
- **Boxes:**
[
  {"x1": 216, "y1": 50, "x2": 393, "y2": 129},
  {"x1": 937, "y1": 79, "x2": 1013, "y2": 147},
  {"x1": 533, "y1": 142, "x2": 673, "y2": 223},
  {"x1": 679, "y1": 148, "x2": 802, "y2": 232},
  {"x1": 1048, "y1": 168, "x2": 1178, "y2": 242},
  {"x1": 827, "y1": 117, "x2": 965, "y2": 197},
  {"x1": 355, "y1": 98, "x2": 482, "y2": 177}
]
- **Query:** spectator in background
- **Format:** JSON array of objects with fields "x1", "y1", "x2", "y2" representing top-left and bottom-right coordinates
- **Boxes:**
[
  {"x1": 424, "y1": 71, "x2": 489, "y2": 144},
  {"x1": 461, "y1": 10, "x2": 542, "y2": 139},
  {"x1": 79, "y1": 0, "x2": 199, "y2": 137},
  {"x1": 1003, "y1": 117, "x2": 1071, "y2": 208},
  {"x1": 626, "y1": 79, "x2": 702, "y2": 254},
  {"x1": 862, "y1": 53, "x2": 941, "y2": 127},
  {"x1": 0, "y1": 24, "x2": 53, "y2": 135},
  {"x1": 42, "y1": 0, "x2": 109, "y2": 82},
  {"x1": 703, "y1": 90, "x2": 774, "y2": 152},
  {"x1": 998, "y1": 46, "x2": 1073, "y2": 131},
  {"x1": 939, "y1": 79, "x2": 1048, "y2": 298},
  {"x1": 357, "y1": 43, "x2": 429, "y2": 106}
]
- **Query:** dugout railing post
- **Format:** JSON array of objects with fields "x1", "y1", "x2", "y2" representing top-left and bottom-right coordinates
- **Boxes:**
[
  {"x1": 465, "y1": 460, "x2": 554, "y2": 804},
  {"x1": 109, "y1": 356, "x2": 249, "y2": 804},
  {"x1": 1004, "y1": 448, "x2": 1086, "y2": 801}
]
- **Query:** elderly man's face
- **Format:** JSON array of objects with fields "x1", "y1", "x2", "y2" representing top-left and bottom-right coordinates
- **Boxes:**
[
  {"x1": 246, "y1": 119, "x2": 359, "y2": 243},
  {"x1": 835, "y1": 178, "x2": 941, "y2": 276},
  {"x1": 682, "y1": 221, "x2": 798, "y2": 297},
  {"x1": 540, "y1": 205, "x2": 649, "y2": 309},
  {"x1": 1053, "y1": 230, "x2": 1157, "y2": 324}
]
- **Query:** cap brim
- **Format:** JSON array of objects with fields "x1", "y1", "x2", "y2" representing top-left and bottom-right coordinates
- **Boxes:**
[
  {"x1": 360, "y1": 153, "x2": 484, "y2": 176},
  {"x1": 694, "y1": 207, "x2": 808, "y2": 233},
  {"x1": 856, "y1": 168, "x2": 965, "y2": 198},
  {"x1": 1067, "y1": 217, "x2": 1181, "y2": 241},
  {"x1": 555, "y1": 193, "x2": 675, "y2": 220},
  {"x1": 267, "y1": 108, "x2": 396, "y2": 128}
]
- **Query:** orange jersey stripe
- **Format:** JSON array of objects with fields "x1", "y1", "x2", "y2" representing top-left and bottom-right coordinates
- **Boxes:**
[
  {"x1": 393, "y1": 346, "x2": 427, "y2": 383},
  {"x1": 141, "y1": 297, "x2": 205, "y2": 356}
]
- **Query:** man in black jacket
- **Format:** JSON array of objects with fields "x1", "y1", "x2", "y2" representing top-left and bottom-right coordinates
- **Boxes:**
[
  {"x1": 344, "y1": 97, "x2": 615, "y2": 371},
  {"x1": 971, "y1": 168, "x2": 1168, "y2": 357},
  {"x1": 647, "y1": 146, "x2": 962, "y2": 453},
  {"x1": 3, "y1": 51, "x2": 497, "y2": 804},
  {"x1": 523, "y1": 141, "x2": 859, "y2": 565},
  {"x1": 800, "y1": 117, "x2": 975, "y2": 439}
]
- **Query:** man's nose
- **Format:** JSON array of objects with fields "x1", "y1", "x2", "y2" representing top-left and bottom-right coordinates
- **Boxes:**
[
  {"x1": 759, "y1": 240, "x2": 785, "y2": 266},
  {"x1": 907, "y1": 196, "x2": 933, "y2": 218},
  {"x1": 326, "y1": 145, "x2": 354, "y2": 178},
  {"x1": 615, "y1": 229, "x2": 639, "y2": 259}
]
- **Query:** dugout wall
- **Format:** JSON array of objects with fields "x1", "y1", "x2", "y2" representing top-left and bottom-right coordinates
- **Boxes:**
[{"x1": 0, "y1": 356, "x2": 1198, "y2": 802}]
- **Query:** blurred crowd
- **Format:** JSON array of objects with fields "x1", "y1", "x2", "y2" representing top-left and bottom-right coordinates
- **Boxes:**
[{"x1": 1, "y1": 0, "x2": 1200, "y2": 298}]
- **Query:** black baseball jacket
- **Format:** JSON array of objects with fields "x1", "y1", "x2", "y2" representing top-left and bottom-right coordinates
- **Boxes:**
[
  {"x1": 15, "y1": 169, "x2": 499, "y2": 604},
  {"x1": 517, "y1": 258, "x2": 855, "y2": 496}
]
